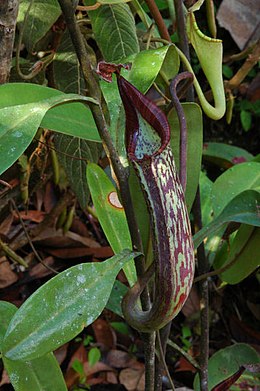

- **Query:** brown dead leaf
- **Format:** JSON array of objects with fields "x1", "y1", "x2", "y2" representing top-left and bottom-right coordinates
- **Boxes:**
[
  {"x1": 92, "y1": 318, "x2": 116, "y2": 350},
  {"x1": 0, "y1": 256, "x2": 18, "y2": 288},
  {"x1": 44, "y1": 181, "x2": 58, "y2": 213},
  {"x1": 13, "y1": 210, "x2": 46, "y2": 223},
  {"x1": 0, "y1": 214, "x2": 14, "y2": 236},
  {"x1": 33, "y1": 228, "x2": 100, "y2": 249},
  {"x1": 119, "y1": 368, "x2": 145, "y2": 391},
  {"x1": 84, "y1": 361, "x2": 115, "y2": 377},
  {"x1": 29, "y1": 256, "x2": 56, "y2": 278},
  {"x1": 106, "y1": 350, "x2": 143, "y2": 370}
]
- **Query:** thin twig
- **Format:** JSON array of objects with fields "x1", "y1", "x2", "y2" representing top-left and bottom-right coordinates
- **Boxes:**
[
  {"x1": 156, "y1": 330, "x2": 176, "y2": 390},
  {"x1": 10, "y1": 200, "x2": 59, "y2": 274}
]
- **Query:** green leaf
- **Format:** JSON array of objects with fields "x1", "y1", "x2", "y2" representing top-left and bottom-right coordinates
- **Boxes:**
[
  {"x1": 88, "y1": 347, "x2": 101, "y2": 367},
  {"x1": 168, "y1": 103, "x2": 203, "y2": 211},
  {"x1": 88, "y1": 3, "x2": 139, "y2": 62},
  {"x1": 2, "y1": 249, "x2": 137, "y2": 361},
  {"x1": 0, "y1": 83, "x2": 100, "y2": 144},
  {"x1": 199, "y1": 171, "x2": 213, "y2": 227},
  {"x1": 193, "y1": 343, "x2": 260, "y2": 391},
  {"x1": 0, "y1": 302, "x2": 67, "y2": 391},
  {"x1": 106, "y1": 280, "x2": 128, "y2": 317},
  {"x1": 3, "y1": 353, "x2": 67, "y2": 391},
  {"x1": 125, "y1": 45, "x2": 179, "y2": 93},
  {"x1": 222, "y1": 64, "x2": 233, "y2": 79},
  {"x1": 214, "y1": 226, "x2": 260, "y2": 284},
  {"x1": 203, "y1": 142, "x2": 253, "y2": 168},
  {"x1": 0, "y1": 85, "x2": 99, "y2": 175},
  {"x1": 193, "y1": 190, "x2": 260, "y2": 249},
  {"x1": 240, "y1": 110, "x2": 252, "y2": 131},
  {"x1": 17, "y1": 0, "x2": 61, "y2": 52},
  {"x1": 87, "y1": 163, "x2": 136, "y2": 285},
  {"x1": 212, "y1": 162, "x2": 260, "y2": 216},
  {"x1": 53, "y1": 30, "x2": 85, "y2": 94},
  {"x1": 54, "y1": 135, "x2": 100, "y2": 209},
  {"x1": 0, "y1": 301, "x2": 17, "y2": 350},
  {"x1": 186, "y1": 12, "x2": 226, "y2": 120}
]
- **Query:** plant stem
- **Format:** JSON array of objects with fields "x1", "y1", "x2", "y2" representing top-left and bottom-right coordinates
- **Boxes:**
[
  {"x1": 144, "y1": 0, "x2": 171, "y2": 41},
  {"x1": 57, "y1": 1, "x2": 154, "y2": 388},
  {"x1": 193, "y1": 188, "x2": 209, "y2": 391},
  {"x1": 173, "y1": 0, "x2": 194, "y2": 101}
]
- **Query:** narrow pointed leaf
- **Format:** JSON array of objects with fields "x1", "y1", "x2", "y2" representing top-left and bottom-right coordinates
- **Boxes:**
[
  {"x1": 87, "y1": 163, "x2": 136, "y2": 285},
  {"x1": 2, "y1": 249, "x2": 137, "y2": 361}
]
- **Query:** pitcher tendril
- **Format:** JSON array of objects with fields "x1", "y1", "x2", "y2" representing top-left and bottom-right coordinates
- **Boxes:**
[{"x1": 97, "y1": 62, "x2": 195, "y2": 332}]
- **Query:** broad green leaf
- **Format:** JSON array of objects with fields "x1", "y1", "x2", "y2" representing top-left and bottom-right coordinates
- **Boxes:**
[
  {"x1": 214, "y1": 226, "x2": 260, "y2": 284},
  {"x1": 0, "y1": 302, "x2": 67, "y2": 390},
  {"x1": 211, "y1": 162, "x2": 260, "y2": 216},
  {"x1": 193, "y1": 343, "x2": 260, "y2": 391},
  {"x1": 3, "y1": 354, "x2": 67, "y2": 391},
  {"x1": 193, "y1": 190, "x2": 260, "y2": 249},
  {"x1": 53, "y1": 30, "x2": 85, "y2": 94},
  {"x1": 106, "y1": 280, "x2": 128, "y2": 317},
  {"x1": 54, "y1": 134, "x2": 100, "y2": 209},
  {"x1": 0, "y1": 88, "x2": 98, "y2": 175},
  {"x1": 17, "y1": 0, "x2": 61, "y2": 52},
  {"x1": 125, "y1": 45, "x2": 179, "y2": 93},
  {"x1": 203, "y1": 142, "x2": 253, "y2": 168},
  {"x1": 186, "y1": 12, "x2": 225, "y2": 120},
  {"x1": 87, "y1": 3, "x2": 139, "y2": 62},
  {"x1": 0, "y1": 83, "x2": 100, "y2": 143},
  {"x1": 168, "y1": 103, "x2": 203, "y2": 211},
  {"x1": 2, "y1": 249, "x2": 137, "y2": 361},
  {"x1": 87, "y1": 163, "x2": 136, "y2": 285},
  {"x1": 0, "y1": 301, "x2": 17, "y2": 350}
]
